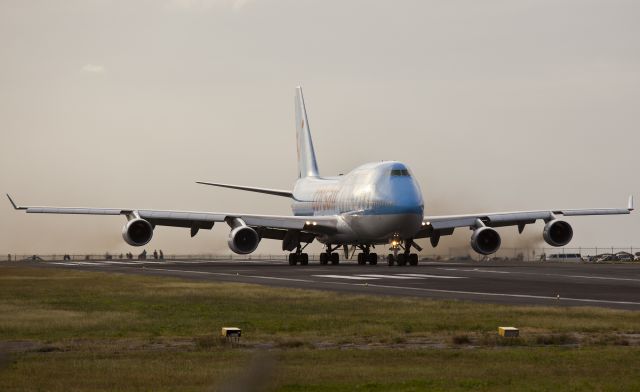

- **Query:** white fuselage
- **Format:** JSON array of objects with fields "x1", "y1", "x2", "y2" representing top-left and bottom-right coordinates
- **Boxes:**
[{"x1": 291, "y1": 161, "x2": 424, "y2": 244}]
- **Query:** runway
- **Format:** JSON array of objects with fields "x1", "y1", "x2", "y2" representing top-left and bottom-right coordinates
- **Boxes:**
[{"x1": 8, "y1": 258, "x2": 640, "y2": 310}]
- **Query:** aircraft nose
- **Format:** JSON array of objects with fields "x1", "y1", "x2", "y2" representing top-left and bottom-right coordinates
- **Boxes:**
[{"x1": 390, "y1": 180, "x2": 423, "y2": 215}]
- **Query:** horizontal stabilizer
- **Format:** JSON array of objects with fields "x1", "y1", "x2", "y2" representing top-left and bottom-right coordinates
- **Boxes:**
[{"x1": 196, "y1": 181, "x2": 293, "y2": 198}]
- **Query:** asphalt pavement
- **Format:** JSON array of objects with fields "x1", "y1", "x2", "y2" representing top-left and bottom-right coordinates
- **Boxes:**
[{"x1": 7, "y1": 258, "x2": 640, "y2": 310}]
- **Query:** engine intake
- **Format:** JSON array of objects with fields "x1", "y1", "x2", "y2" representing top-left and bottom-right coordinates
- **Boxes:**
[
  {"x1": 122, "y1": 219, "x2": 153, "y2": 246},
  {"x1": 470, "y1": 227, "x2": 501, "y2": 255},
  {"x1": 543, "y1": 220, "x2": 573, "y2": 247},
  {"x1": 228, "y1": 226, "x2": 261, "y2": 254}
]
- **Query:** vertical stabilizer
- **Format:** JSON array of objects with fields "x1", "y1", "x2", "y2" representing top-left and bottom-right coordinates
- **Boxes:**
[{"x1": 295, "y1": 86, "x2": 320, "y2": 178}]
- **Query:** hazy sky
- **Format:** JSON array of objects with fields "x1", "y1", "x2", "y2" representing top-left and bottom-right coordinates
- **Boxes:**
[{"x1": 1, "y1": 0, "x2": 639, "y2": 255}]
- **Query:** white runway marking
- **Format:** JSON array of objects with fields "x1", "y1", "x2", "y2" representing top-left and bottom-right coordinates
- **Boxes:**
[
  {"x1": 358, "y1": 274, "x2": 421, "y2": 279},
  {"x1": 438, "y1": 268, "x2": 640, "y2": 282},
  {"x1": 313, "y1": 275, "x2": 380, "y2": 280},
  {"x1": 145, "y1": 268, "x2": 314, "y2": 283},
  {"x1": 362, "y1": 283, "x2": 640, "y2": 306},
  {"x1": 396, "y1": 274, "x2": 465, "y2": 279},
  {"x1": 40, "y1": 263, "x2": 640, "y2": 307}
]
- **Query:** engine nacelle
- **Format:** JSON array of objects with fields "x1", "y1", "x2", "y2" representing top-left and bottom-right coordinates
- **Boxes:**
[
  {"x1": 122, "y1": 219, "x2": 154, "y2": 246},
  {"x1": 228, "y1": 226, "x2": 261, "y2": 254},
  {"x1": 470, "y1": 227, "x2": 501, "y2": 255},
  {"x1": 543, "y1": 220, "x2": 573, "y2": 247}
]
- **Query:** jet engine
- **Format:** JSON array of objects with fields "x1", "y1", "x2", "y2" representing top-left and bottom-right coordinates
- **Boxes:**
[
  {"x1": 543, "y1": 220, "x2": 573, "y2": 247},
  {"x1": 122, "y1": 218, "x2": 154, "y2": 246},
  {"x1": 228, "y1": 225, "x2": 261, "y2": 254},
  {"x1": 470, "y1": 227, "x2": 501, "y2": 255}
]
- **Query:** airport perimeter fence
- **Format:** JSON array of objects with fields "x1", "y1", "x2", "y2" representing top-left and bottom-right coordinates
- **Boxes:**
[
  {"x1": 447, "y1": 247, "x2": 640, "y2": 262},
  {"x1": 0, "y1": 253, "x2": 292, "y2": 263},
  {"x1": 3, "y1": 247, "x2": 640, "y2": 263}
]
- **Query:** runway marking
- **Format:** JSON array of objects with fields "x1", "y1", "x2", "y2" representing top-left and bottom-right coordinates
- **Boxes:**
[
  {"x1": 51, "y1": 261, "x2": 105, "y2": 266},
  {"x1": 313, "y1": 275, "x2": 380, "y2": 280},
  {"x1": 33, "y1": 263, "x2": 640, "y2": 308},
  {"x1": 145, "y1": 268, "x2": 314, "y2": 283},
  {"x1": 364, "y1": 284, "x2": 640, "y2": 306},
  {"x1": 438, "y1": 268, "x2": 640, "y2": 282},
  {"x1": 358, "y1": 274, "x2": 423, "y2": 279},
  {"x1": 316, "y1": 281, "x2": 640, "y2": 307},
  {"x1": 396, "y1": 274, "x2": 465, "y2": 279}
]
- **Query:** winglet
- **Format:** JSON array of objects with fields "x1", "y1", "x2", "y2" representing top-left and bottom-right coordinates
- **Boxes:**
[
  {"x1": 6, "y1": 194, "x2": 26, "y2": 210},
  {"x1": 628, "y1": 195, "x2": 634, "y2": 211}
]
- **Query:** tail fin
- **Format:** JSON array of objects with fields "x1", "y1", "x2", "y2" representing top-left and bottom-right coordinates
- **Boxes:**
[{"x1": 295, "y1": 86, "x2": 320, "y2": 178}]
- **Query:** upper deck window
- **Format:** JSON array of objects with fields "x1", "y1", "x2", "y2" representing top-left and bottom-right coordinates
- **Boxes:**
[{"x1": 390, "y1": 169, "x2": 410, "y2": 177}]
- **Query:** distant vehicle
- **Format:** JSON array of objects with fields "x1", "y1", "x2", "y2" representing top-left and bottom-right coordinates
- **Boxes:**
[
  {"x1": 6, "y1": 86, "x2": 636, "y2": 266},
  {"x1": 544, "y1": 253, "x2": 583, "y2": 262},
  {"x1": 615, "y1": 251, "x2": 635, "y2": 261},
  {"x1": 589, "y1": 253, "x2": 618, "y2": 262}
]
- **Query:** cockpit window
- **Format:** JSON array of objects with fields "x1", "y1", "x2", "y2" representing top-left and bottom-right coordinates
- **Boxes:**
[{"x1": 390, "y1": 169, "x2": 410, "y2": 177}]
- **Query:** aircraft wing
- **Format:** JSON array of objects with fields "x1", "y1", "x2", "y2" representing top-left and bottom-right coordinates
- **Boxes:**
[
  {"x1": 6, "y1": 194, "x2": 338, "y2": 240},
  {"x1": 415, "y1": 195, "x2": 634, "y2": 239}
]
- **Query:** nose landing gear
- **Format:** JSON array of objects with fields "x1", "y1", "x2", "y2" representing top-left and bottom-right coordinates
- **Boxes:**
[{"x1": 387, "y1": 239, "x2": 419, "y2": 266}]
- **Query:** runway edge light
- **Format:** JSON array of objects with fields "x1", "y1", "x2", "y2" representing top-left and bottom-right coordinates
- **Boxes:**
[{"x1": 498, "y1": 327, "x2": 519, "y2": 337}]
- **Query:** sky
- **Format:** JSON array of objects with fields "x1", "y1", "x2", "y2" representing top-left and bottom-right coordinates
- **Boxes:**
[{"x1": 1, "y1": 0, "x2": 639, "y2": 255}]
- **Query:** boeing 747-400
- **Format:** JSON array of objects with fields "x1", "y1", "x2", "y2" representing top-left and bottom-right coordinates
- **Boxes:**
[{"x1": 7, "y1": 87, "x2": 634, "y2": 265}]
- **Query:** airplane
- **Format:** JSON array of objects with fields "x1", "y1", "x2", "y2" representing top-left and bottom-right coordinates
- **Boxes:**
[{"x1": 7, "y1": 86, "x2": 635, "y2": 266}]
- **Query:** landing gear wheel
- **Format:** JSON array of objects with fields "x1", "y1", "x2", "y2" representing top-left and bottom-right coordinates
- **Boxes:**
[
  {"x1": 409, "y1": 253, "x2": 418, "y2": 266},
  {"x1": 368, "y1": 253, "x2": 378, "y2": 265},
  {"x1": 397, "y1": 254, "x2": 407, "y2": 266},
  {"x1": 300, "y1": 253, "x2": 309, "y2": 265},
  {"x1": 288, "y1": 253, "x2": 297, "y2": 266},
  {"x1": 330, "y1": 253, "x2": 339, "y2": 265},
  {"x1": 387, "y1": 254, "x2": 395, "y2": 266},
  {"x1": 319, "y1": 253, "x2": 328, "y2": 265},
  {"x1": 357, "y1": 253, "x2": 366, "y2": 265}
]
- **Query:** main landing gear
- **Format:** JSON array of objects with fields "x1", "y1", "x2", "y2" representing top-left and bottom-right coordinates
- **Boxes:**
[
  {"x1": 288, "y1": 252, "x2": 308, "y2": 265},
  {"x1": 387, "y1": 239, "x2": 419, "y2": 266},
  {"x1": 288, "y1": 243, "x2": 310, "y2": 265},
  {"x1": 289, "y1": 244, "x2": 340, "y2": 266},
  {"x1": 355, "y1": 245, "x2": 378, "y2": 265},
  {"x1": 319, "y1": 244, "x2": 340, "y2": 265}
]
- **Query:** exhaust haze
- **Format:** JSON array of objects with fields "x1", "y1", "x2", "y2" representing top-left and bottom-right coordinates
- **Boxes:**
[{"x1": 1, "y1": 0, "x2": 638, "y2": 254}]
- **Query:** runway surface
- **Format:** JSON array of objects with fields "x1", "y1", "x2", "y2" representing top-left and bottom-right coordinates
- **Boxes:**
[{"x1": 7, "y1": 258, "x2": 640, "y2": 310}]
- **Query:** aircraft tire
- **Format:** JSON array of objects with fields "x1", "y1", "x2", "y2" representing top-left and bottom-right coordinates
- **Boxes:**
[
  {"x1": 288, "y1": 254, "x2": 297, "y2": 266},
  {"x1": 409, "y1": 254, "x2": 418, "y2": 266},
  {"x1": 330, "y1": 253, "x2": 340, "y2": 265},
  {"x1": 300, "y1": 253, "x2": 309, "y2": 265},
  {"x1": 357, "y1": 253, "x2": 366, "y2": 265},
  {"x1": 368, "y1": 253, "x2": 378, "y2": 265},
  {"x1": 397, "y1": 254, "x2": 407, "y2": 266},
  {"x1": 387, "y1": 254, "x2": 395, "y2": 266},
  {"x1": 319, "y1": 253, "x2": 328, "y2": 265}
]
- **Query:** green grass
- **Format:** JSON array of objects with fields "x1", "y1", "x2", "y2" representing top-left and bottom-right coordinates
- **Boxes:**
[{"x1": 1, "y1": 266, "x2": 640, "y2": 391}]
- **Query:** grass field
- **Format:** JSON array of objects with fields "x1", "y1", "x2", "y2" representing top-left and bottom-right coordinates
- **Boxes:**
[{"x1": 1, "y1": 265, "x2": 640, "y2": 391}]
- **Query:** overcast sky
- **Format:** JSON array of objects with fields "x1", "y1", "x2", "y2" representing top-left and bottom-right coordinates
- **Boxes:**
[{"x1": 1, "y1": 0, "x2": 638, "y2": 255}]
